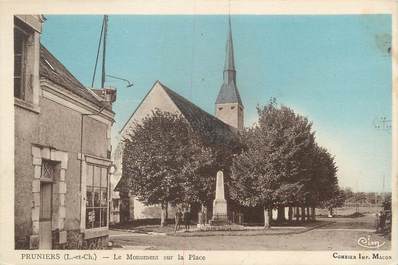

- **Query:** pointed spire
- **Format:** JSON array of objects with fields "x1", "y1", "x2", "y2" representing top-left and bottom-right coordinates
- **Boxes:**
[
  {"x1": 216, "y1": 16, "x2": 243, "y2": 106},
  {"x1": 224, "y1": 16, "x2": 235, "y2": 71}
]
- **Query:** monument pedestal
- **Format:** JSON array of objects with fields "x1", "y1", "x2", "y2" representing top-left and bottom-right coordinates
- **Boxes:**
[{"x1": 210, "y1": 171, "x2": 229, "y2": 226}]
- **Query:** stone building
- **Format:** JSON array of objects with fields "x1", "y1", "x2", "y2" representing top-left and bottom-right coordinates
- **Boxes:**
[
  {"x1": 113, "y1": 18, "x2": 243, "y2": 223},
  {"x1": 14, "y1": 15, "x2": 116, "y2": 249}
]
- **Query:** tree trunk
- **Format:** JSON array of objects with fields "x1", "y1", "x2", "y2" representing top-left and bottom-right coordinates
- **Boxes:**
[
  {"x1": 160, "y1": 202, "x2": 168, "y2": 227},
  {"x1": 306, "y1": 206, "x2": 310, "y2": 221},
  {"x1": 288, "y1": 206, "x2": 293, "y2": 222},
  {"x1": 301, "y1": 206, "x2": 306, "y2": 222},
  {"x1": 277, "y1": 206, "x2": 285, "y2": 223},
  {"x1": 296, "y1": 206, "x2": 300, "y2": 222},
  {"x1": 311, "y1": 206, "x2": 316, "y2": 221},
  {"x1": 264, "y1": 206, "x2": 271, "y2": 229}
]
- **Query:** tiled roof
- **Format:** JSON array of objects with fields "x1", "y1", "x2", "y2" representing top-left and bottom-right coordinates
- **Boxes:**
[
  {"x1": 39, "y1": 44, "x2": 111, "y2": 111},
  {"x1": 160, "y1": 82, "x2": 239, "y2": 147},
  {"x1": 216, "y1": 81, "x2": 243, "y2": 106}
]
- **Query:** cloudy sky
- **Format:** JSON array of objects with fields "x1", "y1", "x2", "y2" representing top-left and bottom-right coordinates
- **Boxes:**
[{"x1": 41, "y1": 15, "x2": 392, "y2": 192}]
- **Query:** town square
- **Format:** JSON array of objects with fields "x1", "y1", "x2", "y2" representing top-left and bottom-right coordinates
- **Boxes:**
[{"x1": 9, "y1": 11, "x2": 392, "y2": 253}]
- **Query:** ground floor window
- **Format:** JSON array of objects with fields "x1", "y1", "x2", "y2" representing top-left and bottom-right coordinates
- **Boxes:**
[{"x1": 85, "y1": 164, "x2": 108, "y2": 229}]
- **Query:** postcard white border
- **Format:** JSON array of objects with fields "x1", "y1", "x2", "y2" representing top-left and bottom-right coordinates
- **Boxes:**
[{"x1": 0, "y1": 1, "x2": 396, "y2": 264}]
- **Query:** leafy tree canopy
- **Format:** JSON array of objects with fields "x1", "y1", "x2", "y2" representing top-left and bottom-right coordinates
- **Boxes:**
[{"x1": 230, "y1": 100, "x2": 340, "y2": 209}]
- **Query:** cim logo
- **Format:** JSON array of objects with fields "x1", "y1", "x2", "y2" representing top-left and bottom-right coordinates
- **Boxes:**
[{"x1": 357, "y1": 235, "x2": 385, "y2": 249}]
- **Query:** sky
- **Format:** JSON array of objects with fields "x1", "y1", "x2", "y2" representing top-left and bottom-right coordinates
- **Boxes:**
[{"x1": 40, "y1": 15, "x2": 392, "y2": 192}]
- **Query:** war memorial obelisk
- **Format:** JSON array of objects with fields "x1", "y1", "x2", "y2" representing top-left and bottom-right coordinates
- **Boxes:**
[{"x1": 211, "y1": 171, "x2": 229, "y2": 225}]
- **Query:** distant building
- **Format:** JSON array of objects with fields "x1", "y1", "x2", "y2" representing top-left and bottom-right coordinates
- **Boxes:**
[
  {"x1": 112, "y1": 18, "x2": 243, "y2": 223},
  {"x1": 14, "y1": 15, "x2": 116, "y2": 249}
]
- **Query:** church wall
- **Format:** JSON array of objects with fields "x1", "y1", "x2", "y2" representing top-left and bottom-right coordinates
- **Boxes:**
[
  {"x1": 116, "y1": 82, "x2": 182, "y2": 221},
  {"x1": 133, "y1": 198, "x2": 177, "y2": 220},
  {"x1": 121, "y1": 83, "x2": 181, "y2": 138}
]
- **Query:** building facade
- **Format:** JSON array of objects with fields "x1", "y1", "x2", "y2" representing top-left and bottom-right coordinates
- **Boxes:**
[{"x1": 14, "y1": 15, "x2": 116, "y2": 249}]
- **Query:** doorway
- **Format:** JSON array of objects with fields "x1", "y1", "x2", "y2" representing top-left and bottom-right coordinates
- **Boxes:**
[{"x1": 39, "y1": 181, "x2": 52, "y2": 249}]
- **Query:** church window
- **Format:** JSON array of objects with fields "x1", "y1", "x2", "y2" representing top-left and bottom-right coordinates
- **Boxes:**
[
  {"x1": 85, "y1": 164, "x2": 108, "y2": 229},
  {"x1": 218, "y1": 107, "x2": 223, "y2": 111},
  {"x1": 231, "y1": 106, "x2": 235, "y2": 110}
]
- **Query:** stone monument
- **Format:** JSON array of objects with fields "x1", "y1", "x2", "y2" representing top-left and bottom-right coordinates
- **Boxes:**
[{"x1": 211, "y1": 171, "x2": 228, "y2": 225}]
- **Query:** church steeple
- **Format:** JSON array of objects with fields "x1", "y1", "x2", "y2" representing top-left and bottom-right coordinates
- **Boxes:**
[
  {"x1": 216, "y1": 16, "x2": 242, "y2": 106},
  {"x1": 225, "y1": 18, "x2": 235, "y2": 67},
  {"x1": 215, "y1": 16, "x2": 244, "y2": 131}
]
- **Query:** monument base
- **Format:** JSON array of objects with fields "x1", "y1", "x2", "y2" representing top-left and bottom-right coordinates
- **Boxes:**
[
  {"x1": 198, "y1": 224, "x2": 243, "y2": 231},
  {"x1": 211, "y1": 199, "x2": 229, "y2": 226},
  {"x1": 209, "y1": 218, "x2": 230, "y2": 226}
]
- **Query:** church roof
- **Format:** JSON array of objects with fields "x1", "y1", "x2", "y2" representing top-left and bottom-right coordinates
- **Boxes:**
[
  {"x1": 40, "y1": 44, "x2": 111, "y2": 111},
  {"x1": 160, "y1": 82, "x2": 239, "y2": 147},
  {"x1": 115, "y1": 81, "x2": 241, "y2": 192},
  {"x1": 215, "y1": 17, "x2": 243, "y2": 106},
  {"x1": 216, "y1": 81, "x2": 243, "y2": 106}
]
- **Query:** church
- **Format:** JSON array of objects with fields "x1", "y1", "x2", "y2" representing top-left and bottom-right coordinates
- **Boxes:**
[{"x1": 112, "y1": 18, "x2": 246, "y2": 223}]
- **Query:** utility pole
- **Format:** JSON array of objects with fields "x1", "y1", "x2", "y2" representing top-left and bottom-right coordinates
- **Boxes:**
[
  {"x1": 91, "y1": 15, "x2": 109, "y2": 88},
  {"x1": 101, "y1": 15, "x2": 108, "y2": 88}
]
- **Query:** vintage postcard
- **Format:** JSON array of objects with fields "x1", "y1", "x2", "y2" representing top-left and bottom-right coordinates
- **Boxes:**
[{"x1": 0, "y1": 0, "x2": 396, "y2": 264}]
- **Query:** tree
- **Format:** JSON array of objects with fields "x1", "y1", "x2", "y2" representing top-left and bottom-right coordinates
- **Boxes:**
[
  {"x1": 123, "y1": 109, "x2": 197, "y2": 226},
  {"x1": 122, "y1": 109, "x2": 238, "y2": 226},
  {"x1": 180, "y1": 140, "x2": 216, "y2": 201},
  {"x1": 342, "y1": 187, "x2": 354, "y2": 201},
  {"x1": 308, "y1": 145, "x2": 339, "y2": 219},
  {"x1": 230, "y1": 101, "x2": 316, "y2": 228},
  {"x1": 321, "y1": 186, "x2": 345, "y2": 217}
]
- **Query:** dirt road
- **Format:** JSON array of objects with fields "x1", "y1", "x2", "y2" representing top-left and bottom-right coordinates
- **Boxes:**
[{"x1": 110, "y1": 214, "x2": 390, "y2": 250}]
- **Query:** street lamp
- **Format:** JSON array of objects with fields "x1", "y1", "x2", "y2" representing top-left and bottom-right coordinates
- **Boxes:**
[{"x1": 106, "y1": 74, "x2": 134, "y2": 88}]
